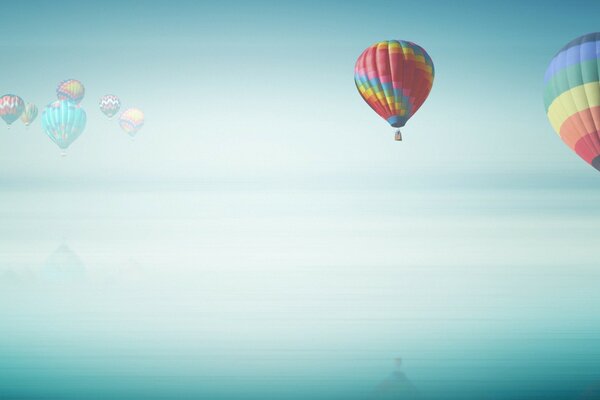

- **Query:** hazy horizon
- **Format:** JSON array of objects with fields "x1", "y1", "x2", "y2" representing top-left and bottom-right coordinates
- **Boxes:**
[{"x1": 1, "y1": 1, "x2": 600, "y2": 399}]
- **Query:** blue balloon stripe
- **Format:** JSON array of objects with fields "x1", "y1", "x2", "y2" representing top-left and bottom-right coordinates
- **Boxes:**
[{"x1": 545, "y1": 35, "x2": 600, "y2": 83}]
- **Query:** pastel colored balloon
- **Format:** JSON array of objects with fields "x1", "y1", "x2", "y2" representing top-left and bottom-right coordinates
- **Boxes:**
[
  {"x1": 0, "y1": 94, "x2": 25, "y2": 127},
  {"x1": 544, "y1": 32, "x2": 600, "y2": 172},
  {"x1": 119, "y1": 108, "x2": 144, "y2": 137},
  {"x1": 56, "y1": 79, "x2": 85, "y2": 104},
  {"x1": 354, "y1": 40, "x2": 434, "y2": 140},
  {"x1": 42, "y1": 100, "x2": 87, "y2": 154},
  {"x1": 20, "y1": 103, "x2": 38, "y2": 126},
  {"x1": 99, "y1": 94, "x2": 121, "y2": 118}
]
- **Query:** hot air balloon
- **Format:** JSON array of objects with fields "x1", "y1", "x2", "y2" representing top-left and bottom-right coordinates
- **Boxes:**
[
  {"x1": 354, "y1": 40, "x2": 434, "y2": 141},
  {"x1": 119, "y1": 108, "x2": 144, "y2": 137},
  {"x1": 0, "y1": 94, "x2": 25, "y2": 128},
  {"x1": 99, "y1": 94, "x2": 121, "y2": 118},
  {"x1": 56, "y1": 79, "x2": 85, "y2": 104},
  {"x1": 41, "y1": 100, "x2": 87, "y2": 155},
  {"x1": 544, "y1": 32, "x2": 600, "y2": 172},
  {"x1": 20, "y1": 103, "x2": 38, "y2": 126}
]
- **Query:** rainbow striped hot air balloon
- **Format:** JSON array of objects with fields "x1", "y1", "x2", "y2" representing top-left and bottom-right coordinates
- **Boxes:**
[
  {"x1": 0, "y1": 94, "x2": 25, "y2": 128},
  {"x1": 56, "y1": 79, "x2": 85, "y2": 104},
  {"x1": 544, "y1": 32, "x2": 600, "y2": 172},
  {"x1": 119, "y1": 108, "x2": 144, "y2": 138},
  {"x1": 354, "y1": 40, "x2": 434, "y2": 141}
]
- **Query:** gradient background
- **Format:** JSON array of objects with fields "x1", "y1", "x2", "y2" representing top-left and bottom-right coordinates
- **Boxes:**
[{"x1": 1, "y1": 1, "x2": 600, "y2": 399}]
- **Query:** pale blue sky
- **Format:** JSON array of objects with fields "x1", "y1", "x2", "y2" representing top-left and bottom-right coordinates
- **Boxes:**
[
  {"x1": 1, "y1": 0, "x2": 599, "y2": 186},
  {"x1": 2, "y1": 3, "x2": 600, "y2": 398}
]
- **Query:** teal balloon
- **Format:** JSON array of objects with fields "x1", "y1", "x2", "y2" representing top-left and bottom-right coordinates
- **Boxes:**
[{"x1": 42, "y1": 100, "x2": 86, "y2": 150}]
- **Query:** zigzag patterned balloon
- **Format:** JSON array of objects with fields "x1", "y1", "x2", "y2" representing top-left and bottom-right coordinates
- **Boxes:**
[
  {"x1": 56, "y1": 79, "x2": 85, "y2": 104},
  {"x1": 0, "y1": 94, "x2": 25, "y2": 128},
  {"x1": 99, "y1": 94, "x2": 121, "y2": 118}
]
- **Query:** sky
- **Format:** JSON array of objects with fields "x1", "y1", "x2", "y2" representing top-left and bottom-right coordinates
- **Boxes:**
[
  {"x1": 1, "y1": 0, "x2": 600, "y2": 188},
  {"x1": 2, "y1": 2, "x2": 600, "y2": 399}
]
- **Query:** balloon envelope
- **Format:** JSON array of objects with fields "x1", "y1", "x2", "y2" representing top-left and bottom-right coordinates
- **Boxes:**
[
  {"x1": 20, "y1": 103, "x2": 38, "y2": 126},
  {"x1": 42, "y1": 100, "x2": 87, "y2": 150},
  {"x1": 544, "y1": 32, "x2": 600, "y2": 171},
  {"x1": 99, "y1": 94, "x2": 121, "y2": 118},
  {"x1": 354, "y1": 40, "x2": 434, "y2": 131},
  {"x1": 0, "y1": 94, "x2": 25, "y2": 126},
  {"x1": 119, "y1": 108, "x2": 144, "y2": 137},
  {"x1": 56, "y1": 79, "x2": 85, "y2": 104}
]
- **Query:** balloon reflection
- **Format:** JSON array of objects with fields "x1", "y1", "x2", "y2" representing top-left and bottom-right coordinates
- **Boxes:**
[{"x1": 371, "y1": 357, "x2": 420, "y2": 400}]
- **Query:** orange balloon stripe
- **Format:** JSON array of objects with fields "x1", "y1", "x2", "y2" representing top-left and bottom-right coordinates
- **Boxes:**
[{"x1": 559, "y1": 106, "x2": 600, "y2": 148}]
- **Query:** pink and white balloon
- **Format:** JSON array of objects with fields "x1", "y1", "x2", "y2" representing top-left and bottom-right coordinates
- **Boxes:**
[
  {"x1": 0, "y1": 94, "x2": 25, "y2": 128},
  {"x1": 99, "y1": 94, "x2": 121, "y2": 118}
]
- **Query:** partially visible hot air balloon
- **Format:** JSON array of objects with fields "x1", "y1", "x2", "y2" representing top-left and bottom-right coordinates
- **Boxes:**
[
  {"x1": 354, "y1": 40, "x2": 434, "y2": 141},
  {"x1": 119, "y1": 108, "x2": 144, "y2": 137},
  {"x1": 20, "y1": 103, "x2": 38, "y2": 126},
  {"x1": 544, "y1": 32, "x2": 600, "y2": 172},
  {"x1": 42, "y1": 100, "x2": 87, "y2": 155},
  {"x1": 99, "y1": 94, "x2": 121, "y2": 118},
  {"x1": 0, "y1": 94, "x2": 25, "y2": 128},
  {"x1": 56, "y1": 79, "x2": 85, "y2": 104}
]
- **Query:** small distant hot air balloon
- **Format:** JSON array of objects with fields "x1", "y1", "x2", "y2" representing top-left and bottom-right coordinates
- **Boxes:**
[
  {"x1": 119, "y1": 108, "x2": 144, "y2": 138},
  {"x1": 20, "y1": 103, "x2": 38, "y2": 127},
  {"x1": 0, "y1": 94, "x2": 25, "y2": 128},
  {"x1": 544, "y1": 32, "x2": 600, "y2": 172},
  {"x1": 56, "y1": 79, "x2": 85, "y2": 104},
  {"x1": 99, "y1": 94, "x2": 121, "y2": 118},
  {"x1": 354, "y1": 40, "x2": 434, "y2": 141},
  {"x1": 42, "y1": 100, "x2": 87, "y2": 156}
]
